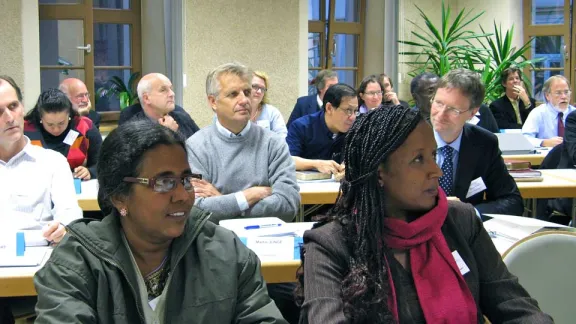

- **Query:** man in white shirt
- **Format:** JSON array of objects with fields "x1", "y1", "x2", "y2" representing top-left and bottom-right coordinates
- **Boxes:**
[
  {"x1": 522, "y1": 75, "x2": 575, "y2": 147},
  {"x1": 0, "y1": 75, "x2": 82, "y2": 243}
]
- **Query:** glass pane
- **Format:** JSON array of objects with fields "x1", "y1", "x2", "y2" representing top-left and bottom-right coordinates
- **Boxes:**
[
  {"x1": 532, "y1": 69, "x2": 564, "y2": 102},
  {"x1": 94, "y1": 24, "x2": 131, "y2": 66},
  {"x1": 308, "y1": 70, "x2": 319, "y2": 95},
  {"x1": 335, "y1": 70, "x2": 356, "y2": 88},
  {"x1": 94, "y1": 69, "x2": 132, "y2": 112},
  {"x1": 41, "y1": 69, "x2": 85, "y2": 92},
  {"x1": 39, "y1": 20, "x2": 85, "y2": 66},
  {"x1": 93, "y1": 0, "x2": 130, "y2": 9},
  {"x1": 39, "y1": 0, "x2": 82, "y2": 4},
  {"x1": 332, "y1": 34, "x2": 358, "y2": 67},
  {"x1": 532, "y1": 0, "x2": 565, "y2": 25},
  {"x1": 308, "y1": 33, "x2": 322, "y2": 68},
  {"x1": 334, "y1": 0, "x2": 359, "y2": 22},
  {"x1": 309, "y1": 0, "x2": 320, "y2": 20}
]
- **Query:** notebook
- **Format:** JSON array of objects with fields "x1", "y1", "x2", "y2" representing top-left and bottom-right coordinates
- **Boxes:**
[{"x1": 495, "y1": 133, "x2": 535, "y2": 155}]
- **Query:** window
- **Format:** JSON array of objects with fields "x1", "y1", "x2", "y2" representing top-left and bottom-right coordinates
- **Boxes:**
[
  {"x1": 523, "y1": 0, "x2": 573, "y2": 102},
  {"x1": 39, "y1": 0, "x2": 141, "y2": 123},
  {"x1": 308, "y1": 0, "x2": 365, "y2": 94}
]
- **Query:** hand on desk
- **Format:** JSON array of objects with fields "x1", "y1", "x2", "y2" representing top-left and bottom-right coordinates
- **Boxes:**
[
  {"x1": 315, "y1": 160, "x2": 344, "y2": 175},
  {"x1": 42, "y1": 222, "x2": 66, "y2": 244},
  {"x1": 541, "y1": 137, "x2": 563, "y2": 147},
  {"x1": 74, "y1": 166, "x2": 91, "y2": 180}
]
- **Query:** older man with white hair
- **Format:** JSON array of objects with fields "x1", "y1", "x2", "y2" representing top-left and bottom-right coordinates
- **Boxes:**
[
  {"x1": 59, "y1": 78, "x2": 101, "y2": 129},
  {"x1": 119, "y1": 73, "x2": 199, "y2": 138}
]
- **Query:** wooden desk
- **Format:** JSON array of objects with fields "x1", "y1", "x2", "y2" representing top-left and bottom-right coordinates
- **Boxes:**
[{"x1": 503, "y1": 149, "x2": 549, "y2": 167}]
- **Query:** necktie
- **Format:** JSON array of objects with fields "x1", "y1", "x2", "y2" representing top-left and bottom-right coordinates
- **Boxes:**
[
  {"x1": 439, "y1": 146, "x2": 454, "y2": 196},
  {"x1": 511, "y1": 99, "x2": 522, "y2": 125},
  {"x1": 558, "y1": 112, "x2": 565, "y2": 137}
]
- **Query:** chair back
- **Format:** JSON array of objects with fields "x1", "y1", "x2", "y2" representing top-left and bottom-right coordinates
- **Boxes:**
[{"x1": 503, "y1": 231, "x2": 576, "y2": 323}]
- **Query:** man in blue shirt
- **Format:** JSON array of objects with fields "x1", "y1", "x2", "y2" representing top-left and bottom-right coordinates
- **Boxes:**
[
  {"x1": 522, "y1": 75, "x2": 575, "y2": 147},
  {"x1": 431, "y1": 69, "x2": 524, "y2": 216},
  {"x1": 286, "y1": 83, "x2": 358, "y2": 175}
]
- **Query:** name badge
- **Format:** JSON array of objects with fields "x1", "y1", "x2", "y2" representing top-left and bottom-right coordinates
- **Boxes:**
[
  {"x1": 452, "y1": 250, "x2": 470, "y2": 275},
  {"x1": 466, "y1": 177, "x2": 487, "y2": 198},
  {"x1": 63, "y1": 130, "x2": 80, "y2": 146}
]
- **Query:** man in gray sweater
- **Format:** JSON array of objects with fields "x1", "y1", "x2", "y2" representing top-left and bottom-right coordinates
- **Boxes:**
[{"x1": 186, "y1": 62, "x2": 300, "y2": 224}]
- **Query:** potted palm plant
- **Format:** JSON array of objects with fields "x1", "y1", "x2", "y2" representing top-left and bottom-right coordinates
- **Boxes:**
[{"x1": 96, "y1": 72, "x2": 140, "y2": 110}]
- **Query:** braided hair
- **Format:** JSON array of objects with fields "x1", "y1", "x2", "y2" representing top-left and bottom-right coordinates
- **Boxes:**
[{"x1": 295, "y1": 105, "x2": 423, "y2": 323}]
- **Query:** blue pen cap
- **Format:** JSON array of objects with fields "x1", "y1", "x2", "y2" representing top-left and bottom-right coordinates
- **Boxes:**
[{"x1": 16, "y1": 232, "x2": 25, "y2": 256}]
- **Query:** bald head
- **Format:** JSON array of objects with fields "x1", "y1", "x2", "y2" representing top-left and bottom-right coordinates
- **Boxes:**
[
  {"x1": 137, "y1": 73, "x2": 175, "y2": 118},
  {"x1": 59, "y1": 78, "x2": 91, "y2": 115}
]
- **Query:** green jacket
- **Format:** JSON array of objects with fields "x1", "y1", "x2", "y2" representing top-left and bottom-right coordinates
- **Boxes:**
[{"x1": 34, "y1": 207, "x2": 287, "y2": 324}]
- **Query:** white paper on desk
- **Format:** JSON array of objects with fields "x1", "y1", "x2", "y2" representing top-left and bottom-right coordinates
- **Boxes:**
[
  {"x1": 0, "y1": 247, "x2": 48, "y2": 267},
  {"x1": 234, "y1": 222, "x2": 316, "y2": 238},
  {"x1": 0, "y1": 231, "x2": 16, "y2": 259},
  {"x1": 245, "y1": 237, "x2": 294, "y2": 262},
  {"x1": 23, "y1": 230, "x2": 49, "y2": 247}
]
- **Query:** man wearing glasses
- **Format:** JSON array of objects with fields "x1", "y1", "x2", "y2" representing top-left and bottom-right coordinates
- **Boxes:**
[
  {"x1": 286, "y1": 83, "x2": 358, "y2": 175},
  {"x1": 59, "y1": 78, "x2": 101, "y2": 129},
  {"x1": 186, "y1": 63, "x2": 299, "y2": 224},
  {"x1": 431, "y1": 68, "x2": 523, "y2": 216},
  {"x1": 522, "y1": 75, "x2": 575, "y2": 147}
]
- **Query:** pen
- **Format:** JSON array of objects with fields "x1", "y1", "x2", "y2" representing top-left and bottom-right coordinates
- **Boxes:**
[{"x1": 244, "y1": 224, "x2": 282, "y2": 230}]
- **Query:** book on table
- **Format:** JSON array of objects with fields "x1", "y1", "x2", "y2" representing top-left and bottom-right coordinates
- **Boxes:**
[
  {"x1": 296, "y1": 171, "x2": 332, "y2": 181},
  {"x1": 505, "y1": 160, "x2": 543, "y2": 182}
]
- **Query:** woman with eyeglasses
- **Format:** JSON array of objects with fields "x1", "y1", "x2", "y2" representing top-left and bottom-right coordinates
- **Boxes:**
[
  {"x1": 34, "y1": 119, "x2": 287, "y2": 323},
  {"x1": 24, "y1": 88, "x2": 102, "y2": 180},
  {"x1": 250, "y1": 71, "x2": 288, "y2": 137},
  {"x1": 357, "y1": 75, "x2": 385, "y2": 114},
  {"x1": 295, "y1": 106, "x2": 552, "y2": 323}
]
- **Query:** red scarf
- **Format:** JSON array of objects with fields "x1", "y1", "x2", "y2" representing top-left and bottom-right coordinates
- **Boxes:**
[{"x1": 382, "y1": 188, "x2": 477, "y2": 323}]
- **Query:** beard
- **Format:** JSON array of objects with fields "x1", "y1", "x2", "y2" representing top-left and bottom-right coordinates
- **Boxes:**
[{"x1": 76, "y1": 103, "x2": 91, "y2": 116}]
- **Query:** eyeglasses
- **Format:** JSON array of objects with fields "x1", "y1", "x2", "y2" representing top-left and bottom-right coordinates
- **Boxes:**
[
  {"x1": 251, "y1": 85, "x2": 267, "y2": 93},
  {"x1": 551, "y1": 90, "x2": 571, "y2": 97},
  {"x1": 364, "y1": 91, "x2": 383, "y2": 98},
  {"x1": 123, "y1": 174, "x2": 202, "y2": 193},
  {"x1": 340, "y1": 108, "x2": 360, "y2": 117},
  {"x1": 74, "y1": 92, "x2": 90, "y2": 101},
  {"x1": 431, "y1": 99, "x2": 471, "y2": 116}
]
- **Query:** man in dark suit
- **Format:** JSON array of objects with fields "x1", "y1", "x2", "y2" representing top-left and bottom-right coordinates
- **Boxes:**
[
  {"x1": 378, "y1": 73, "x2": 410, "y2": 108},
  {"x1": 118, "y1": 73, "x2": 199, "y2": 139},
  {"x1": 489, "y1": 67, "x2": 535, "y2": 129},
  {"x1": 469, "y1": 104, "x2": 499, "y2": 133},
  {"x1": 287, "y1": 69, "x2": 338, "y2": 127},
  {"x1": 431, "y1": 68, "x2": 524, "y2": 216}
]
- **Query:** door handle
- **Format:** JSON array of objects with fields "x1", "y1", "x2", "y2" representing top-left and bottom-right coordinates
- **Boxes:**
[{"x1": 76, "y1": 44, "x2": 92, "y2": 54}]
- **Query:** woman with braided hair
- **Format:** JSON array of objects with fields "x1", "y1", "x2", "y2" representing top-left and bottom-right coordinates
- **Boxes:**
[{"x1": 295, "y1": 106, "x2": 551, "y2": 323}]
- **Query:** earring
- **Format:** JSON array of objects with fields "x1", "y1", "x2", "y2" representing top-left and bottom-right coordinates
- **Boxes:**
[{"x1": 120, "y1": 208, "x2": 127, "y2": 217}]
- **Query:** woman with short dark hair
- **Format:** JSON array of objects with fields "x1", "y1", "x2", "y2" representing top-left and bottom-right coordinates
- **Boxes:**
[
  {"x1": 34, "y1": 119, "x2": 287, "y2": 324},
  {"x1": 296, "y1": 106, "x2": 552, "y2": 323}
]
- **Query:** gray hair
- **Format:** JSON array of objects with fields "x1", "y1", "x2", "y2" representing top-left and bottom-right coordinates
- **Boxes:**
[
  {"x1": 436, "y1": 68, "x2": 485, "y2": 109},
  {"x1": 315, "y1": 69, "x2": 338, "y2": 92},
  {"x1": 58, "y1": 83, "x2": 70, "y2": 96},
  {"x1": 542, "y1": 75, "x2": 570, "y2": 102},
  {"x1": 206, "y1": 62, "x2": 252, "y2": 97},
  {"x1": 137, "y1": 77, "x2": 153, "y2": 104}
]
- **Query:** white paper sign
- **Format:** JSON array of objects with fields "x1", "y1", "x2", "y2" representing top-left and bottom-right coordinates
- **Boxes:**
[
  {"x1": 466, "y1": 177, "x2": 487, "y2": 198},
  {"x1": 63, "y1": 130, "x2": 80, "y2": 146},
  {"x1": 467, "y1": 116, "x2": 480, "y2": 125},
  {"x1": 0, "y1": 232, "x2": 16, "y2": 258},
  {"x1": 256, "y1": 120, "x2": 271, "y2": 130},
  {"x1": 245, "y1": 237, "x2": 294, "y2": 261},
  {"x1": 452, "y1": 250, "x2": 470, "y2": 276}
]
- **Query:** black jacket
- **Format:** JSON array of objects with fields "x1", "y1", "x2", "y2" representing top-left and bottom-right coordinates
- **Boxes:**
[
  {"x1": 454, "y1": 124, "x2": 524, "y2": 215},
  {"x1": 489, "y1": 95, "x2": 535, "y2": 130},
  {"x1": 475, "y1": 104, "x2": 499, "y2": 133},
  {"x1": 287, "y1": 94, "x2": 320, "y2": 128},
  {"x1": 119, "y1": 103, "x2": 200, "y2": 139}
]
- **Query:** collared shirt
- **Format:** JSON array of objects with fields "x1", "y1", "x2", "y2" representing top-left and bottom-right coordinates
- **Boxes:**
[
  {"x1": 359, "y1": 104, "x2": 369, "y2": 114},
  {"x1": 0, "y1": 136, "x2": 82, "y2": 229},
  {"x1": 316, "y1": 95, "x2": 323, "y2": 109},
  {"x1": 286, "y1": 111, "x2": 338, "y2": 160},
  {"x1": 214, "y1": 120, "x2": 251, "y2": 211},
  {"x1": 507, "y1": 96, "x2": 523, "y2": 125},
  {"x1": 522, "y1": 103, "x2": 576, "y2": 146},
  {"x1": 434, "y1": 130, "x2": 463, "y2": 180}
]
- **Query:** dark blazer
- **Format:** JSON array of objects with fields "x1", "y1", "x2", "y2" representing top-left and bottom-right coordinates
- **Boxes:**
[
  {"x1": 454, "y1": 124, "x2": 524, "y2": 215},
  {"x1": 87, "y1": 110, "x2": 101, "y2": 130},
  {"x1": 299, "y1": 202, "x2": 552, "y2": 323},
  {"x1": 287, "y1": 94, "x2": 320, "y2": 127},
  {"x1": 553, "y1": 110, "x2": 576, "y2": 216},
  {"x1": 474, "y1": 104, "x2": 499, "y2": 133},
  {"x1": 118, "y1": 103, "x2": 200, "y2": 139},
  {"x1": 489, "y1": 95, "x2": 535, "y2": 130}
]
